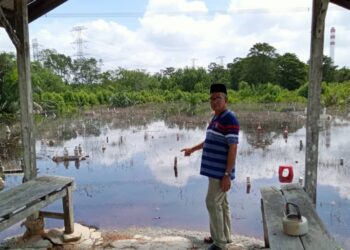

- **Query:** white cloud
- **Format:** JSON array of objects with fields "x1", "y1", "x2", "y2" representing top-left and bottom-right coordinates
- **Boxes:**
[
  {"x1": 84, "y1": 19, "x2": 162, "y2": 70},
  {"x1": 2, "y1": 0, "x2": 350, "y2": 72},
  {"x1": 0, "y1": 29, "x2": 15, "y2": 51},
  {"x1": 145, "y1": 0, "x2": 208, "y2": 15},
  {"x1": 229, "y1": 0, "x2": 311, "y2": 12}
]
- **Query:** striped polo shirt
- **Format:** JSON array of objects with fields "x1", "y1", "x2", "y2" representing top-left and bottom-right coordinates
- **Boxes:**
[{"x1": 200, "y1": 109, "x2": 239, "y2": 180}]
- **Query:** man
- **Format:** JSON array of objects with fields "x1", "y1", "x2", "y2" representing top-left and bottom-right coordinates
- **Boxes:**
[{"x1": 181, "y1": 83, "x2": 239, "y2": 250}]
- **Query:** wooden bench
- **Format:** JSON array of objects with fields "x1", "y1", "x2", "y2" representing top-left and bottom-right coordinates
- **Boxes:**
[
  {"x1": 260, "y1": 184, "x2": 339, "y2": 250},
  {"x1": 0, "y1": 175, "x2": 75, "y2": 234}
]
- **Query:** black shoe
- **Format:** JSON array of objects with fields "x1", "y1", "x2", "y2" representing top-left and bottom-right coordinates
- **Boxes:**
[
  {"x1": 204, "y1": 236, "x2": 232, "y2": 244},
  {"x1": 207, "y1": 244, "x2": 222, "y2": 250},
  {"x1": 204, "y1": 236, "x2": 214, "y2": 244}
]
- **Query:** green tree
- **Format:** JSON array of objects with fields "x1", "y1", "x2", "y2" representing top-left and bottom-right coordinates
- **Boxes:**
[
  {"x1": 172, "y1": 67, "x2": 210, "y2": 92},
  {"x1": 248, "y1": 43, "x2": 278, "y2": 58},
  {"x1": 227, "y1": 58, "x2": 245, "y2": 90},
  {"x1": 242, "y1": 43, "x2": 278, "y2": 85},
  {"x1": 334, "y1": 67, "x2": 350, "y2": 82},
  {"x1": 276, "y1": 53, "x2": 307, "y2": 90},
  {"x1": 159, "y1": 67, "x2": 177, "y2": 90},
  {"x1": 207, "y1": 62, "x2": 230, "y2": 85},
  {"x1": 71, "y1": 58, "x2": 101, "y2": 84},
  {"x1": 161, "y1": 67, "x2": 176, "y2": 78},
  {"x1": 99, "y1": 70, "x2": 114, "y2": 85},
  {"x1": 115, "y1": 68, "x2": 160, "y2": 90},
  {"x1": 31, "y1": 61, "x2": 66, "y2": 92},
  {"x1": 0, "y1": 52, "x2": 19, "y2": 113},
  {"x1": 322, "y1": 56, "x2": 337, "y2": 83},
  {"x1": 39, "y1": 49, "x2": 72, "y2": 83}
]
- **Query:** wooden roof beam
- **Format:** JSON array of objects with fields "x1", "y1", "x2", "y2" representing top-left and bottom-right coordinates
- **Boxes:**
[
  {"x1": 0, "y1": 6, "x2": 19, "y2": 48},
  {"x1": 330, "y1": 0, "x2": 350, "y2": 10},
  {"x1": 28, "y1": 0, "x2": 67, "y2": 23},
  {"x1": 0, "y1": 5, "x2": 12, "y2": 16}
]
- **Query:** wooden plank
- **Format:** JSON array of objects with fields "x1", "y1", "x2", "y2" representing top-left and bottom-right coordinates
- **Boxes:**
[
  {"x1": 39, "y1": 211, "x2": 64, "y2": 220},
  {"x1": 260, "y1": 187, "x2": 304, "y2": 250},
  {"x1": 0, "y1": 187, "x2": 67, "y2": 231},
  {"x1": 281, "y1": 184, "x2": 339, "y2": 250},
  {"x1": 0, "y1": 176, "x2": 73, "y2": 218},
  {"x1": 0, "y1": 176, "x2": 73, "y2": 211},
  {"x1": 3, "y1": 169, "x2": 23, "y2": 174},
  {"x1": 63, "y1": 186, "x2": 74, "y2": 234},
  {"x1": 0, "y1": 178, "x2": 73, "y2": 218}
]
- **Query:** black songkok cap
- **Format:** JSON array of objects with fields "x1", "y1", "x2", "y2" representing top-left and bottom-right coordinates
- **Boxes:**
[{"x1": 210, "y1": 83, "x2": 227, "y2": 95}]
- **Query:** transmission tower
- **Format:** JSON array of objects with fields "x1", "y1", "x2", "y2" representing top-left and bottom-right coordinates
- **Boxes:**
[
  {"x1": 71, "y1": 26, "x2": 87, "y2": 59},
  {"x1": 98, "y1": 59, "x2": 104, "y2": 71},
  {"x1": 32, "y1": 38, "x2": 40, "y2": 61},
  {"x1": 329, "y1": 27, "x2": 336, "y2": 64},
  {"x1": 217, "y1": 56, "x2": 225, "y2": 67},
  {"x1": 191, "y1": 58, "x2": 198, "y2": 68}
]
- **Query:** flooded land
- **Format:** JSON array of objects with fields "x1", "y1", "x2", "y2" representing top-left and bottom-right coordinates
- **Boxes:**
[{"x1": 1, "y1": 103, "x2": 349, "y2": 248}]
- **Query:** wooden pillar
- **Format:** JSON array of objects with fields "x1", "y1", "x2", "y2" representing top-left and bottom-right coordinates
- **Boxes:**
[
  {"x1": 305, "y1": 0, "x2": 329, "y2": 205},
  {"x1": 63, "y1": 186, "x2": 75, "y2": 234},
  {"x1": 13, "y1": 0, "x2": 41, "y2": 236},
  {"x1": 14, "y1": 0, "x2": 37, "y2": 182}
]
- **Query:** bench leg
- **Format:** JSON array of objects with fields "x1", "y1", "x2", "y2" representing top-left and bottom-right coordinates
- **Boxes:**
[
  {"x1": 63, "y1": 186, "x2": 74, "y2": 234},
  {"x1": 23, "y1": 214, "x2": 44, "y2": 238}
]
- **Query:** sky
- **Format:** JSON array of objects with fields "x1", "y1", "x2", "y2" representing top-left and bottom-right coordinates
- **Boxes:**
[{"x1": 1, "y1": 0, "x2": 350, "y2": 73}]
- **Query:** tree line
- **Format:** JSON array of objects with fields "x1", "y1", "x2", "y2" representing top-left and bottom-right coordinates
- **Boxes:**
[{"x1": 1, "y1": 42, "x2": 350, "y2": 116}]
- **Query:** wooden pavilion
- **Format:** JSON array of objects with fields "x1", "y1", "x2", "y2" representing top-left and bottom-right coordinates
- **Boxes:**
[
  {"x1": 0, "y1": 0, "x2": 67, "y2": 182},
  {"x1": 0, "y1": 0, "x2": 69, "y2": 235}
]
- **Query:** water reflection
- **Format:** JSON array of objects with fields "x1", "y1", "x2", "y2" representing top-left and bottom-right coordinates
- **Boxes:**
[
  {"x1": 1, "y1": 107, "x2": 350, "y2": 248},
  {"x1": 240, "y1": 111, "x2": 305, "y2": 150}
]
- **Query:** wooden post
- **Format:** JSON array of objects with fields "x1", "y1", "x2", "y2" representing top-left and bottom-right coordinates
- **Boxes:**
[
  {"x1": 13, "y1": 0, "x2": 41, "y2": 236},
  {"x1": 14, "y1": 0, "x2": 37, "y2": 182},
  {"x1": 0, "y1": 164, "x2": 4, "y2": 179},
  {"x1": 63, "y1": 186, "x2": 74, "y2": 234},
  {"x1": 305, "y1": 0, "x2": 329, "y2": 205}
]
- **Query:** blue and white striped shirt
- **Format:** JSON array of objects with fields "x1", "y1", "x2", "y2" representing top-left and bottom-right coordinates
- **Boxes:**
[{"x1": 200, "y1": 109, "x2": 239, "y2": 180}]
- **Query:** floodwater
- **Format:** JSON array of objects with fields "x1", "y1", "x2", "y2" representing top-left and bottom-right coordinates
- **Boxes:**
[{"x1": 1, "y1": 105, "x2": 350, "y2": 248}]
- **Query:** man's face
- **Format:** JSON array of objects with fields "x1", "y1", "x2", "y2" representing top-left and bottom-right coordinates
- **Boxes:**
[{"x1": 210, "y1": 92, "x2": 227, "y2": 113}]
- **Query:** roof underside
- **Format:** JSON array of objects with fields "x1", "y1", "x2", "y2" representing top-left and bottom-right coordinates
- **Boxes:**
[
  {"x1": 330, "y1": 0, "x2": 350, "y2": 10},
  {"x1": 0, "y1": 0, "x2": 349, "y2": 28},
  {"x1": 0, "y1": 0, "x2": 67, "y2": 27}
]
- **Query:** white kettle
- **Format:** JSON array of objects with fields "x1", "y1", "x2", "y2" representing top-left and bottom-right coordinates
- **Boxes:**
[{"x1": 282, "y1": 202, "x2": 308, "y2": 236}]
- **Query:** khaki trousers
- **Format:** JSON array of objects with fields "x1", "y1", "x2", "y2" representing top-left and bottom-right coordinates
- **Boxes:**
[{"x1": 206, "y1": 177, "x2": 232, "y2": 249}]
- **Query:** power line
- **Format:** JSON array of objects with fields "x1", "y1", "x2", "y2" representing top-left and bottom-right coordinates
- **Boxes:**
[{"x1": 40, "y1": 7, "x2": 313, "y2": 19}]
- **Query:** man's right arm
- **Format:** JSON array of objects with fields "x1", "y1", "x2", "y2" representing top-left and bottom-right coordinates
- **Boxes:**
[{"x1": 181, "y1": 141, "x2": 204, "y2": 156}]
